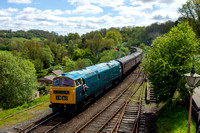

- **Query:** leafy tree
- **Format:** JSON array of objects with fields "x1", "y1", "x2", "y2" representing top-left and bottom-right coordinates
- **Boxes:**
[
  {"x1": 72, "y1": 48, "x2": 95, "y2": 63},
  {"x1": 32, "y1": 59, "x2": 44, "y2": 72},
  {"x1": 98, "y1": 50, "x2": 118, "y2": 63},
  {"x1": 76, "y1": 58, "x2": 93, "y2": 69},
  {"x1": 117, "y1": 43, "x2": 130, "y2": 57},
  {"x1": 22, "y1": 41, "x2": 54, "y2": 69},
  {"x1": 67, "y1": 40, "x2": 77, "y2": 58},
  {"x1": 105, "y1": 30, "x2": 122, "y2": 46},
  {"x1": 0, "y1": 52, "x2": 37, "y2": 109},
  {"x1": 41, "y1": 45, "x2": 54, "y2": 68},
  {"x1": 65, "y1": 33, "x2": 80, "y2": 44},
  {"x1": 22, "y1": 40, "x2": 41, "y2": 60},
  {"x1": 46, "y1": 40, "x2": 67, "y2": 64},
  {"x1": 142, "y1": 22, "x2": 199, "y2": 104},
  {"x1": 179, "y1": 0, "x2": 200, "y2": 37},
  {"x1": 101, "y1": 39, "x2": 114, "y2": 51},
  {"x1": 8, "y1": 40, "x2": 23, "y2": 52},
  {"x1": 63, "y1": 60, "x2": 77, "y2": 72},
  {"x1": 87, "y1": 33, "x2": 103, "y2": 57},
  {"x1": 62, "y1": 56, "x2": 71, "y2": 65}
]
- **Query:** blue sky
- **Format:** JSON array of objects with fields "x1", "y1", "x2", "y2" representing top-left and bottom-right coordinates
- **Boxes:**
[{"x1": 0, "y1": 0, "x2": 187, "y2": 35}]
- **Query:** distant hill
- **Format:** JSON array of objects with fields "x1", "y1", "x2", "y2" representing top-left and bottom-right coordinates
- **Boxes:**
[{"x1": 0, "y1": 29, "x2": 58, "y2": 40}]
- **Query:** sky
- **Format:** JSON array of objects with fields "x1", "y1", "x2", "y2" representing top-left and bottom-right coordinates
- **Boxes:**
[{"x1": 0, "y1": 0, "x2": 187, "y2": 35}]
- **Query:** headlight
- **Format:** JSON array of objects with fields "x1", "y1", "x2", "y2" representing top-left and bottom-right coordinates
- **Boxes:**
[
  {"x1": 56, "y1": 96, "x2": 61, "y2": 100},
  {"x1": 62, "y1": 96, "x2": 68, "y2": 100}
]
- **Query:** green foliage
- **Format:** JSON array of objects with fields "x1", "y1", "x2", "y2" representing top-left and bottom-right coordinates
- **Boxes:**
[
  {"x1": 87, "y1": 33, "x2": 104, "y2": 58},
  {"x1": 179, "y1": 0, "x2": 200, "y2": 37},
  {"x1": 0, "y1": 52, "x2": 38, "y2": 109},
  {"x1": 37, "y1": 85, "x2": 49, "y2": 96},
  {"x1": 22, "y1": 41, "x2": 54, "y2": 69},
  {"x1": 63, "y1": 59, "x2": 77, "y2": 72},
  {"x1": 8, "y1": 40, "x2": 23, "y2": 52},
  {"x1": 117, "y1": 43, "x2": 130, "y2": 57},
  {"x1": 67, "y1": 40, "x2": 78, "y2": 58},
  {"x1": 105, "y1": 30, "x2": 122, "y2": 46},
  {"x1": 72, "y1": 48, "x2": 95, "y2": 63},
  {"x1": 76, "y1": 58, "x2": 93, "y2": 69},
  {"x1": 46, "y1": 40, "x2": 67, "y2": 64},
  {"x1": 98, "y1": 50, "x2": 118, "y2": 63},
  {"x1": 32, "y1": 37, "x2": 42, "y2": 42},
  {"x1": 62, "y1": 56, "x2": 71, "y2": 65},
  {"x1": 32, "y1": 59, "x2": 44, "y2": 72},
  {"x1": 36, "y1": 68, "x2": 49, "y2": 78},
  {"x1": 155, "y1": 103, "x2": 196, "y2": 133},
  {"x1": 142, "y1": 22, "x2": 199, "y2": 103}
]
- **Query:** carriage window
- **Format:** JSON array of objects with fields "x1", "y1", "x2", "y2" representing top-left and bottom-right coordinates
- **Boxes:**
[
  {"x1": 63, "y1": 78, "x2": 75, "y2": 87},
  {"x1": 75, "y1": 79, "x2": 82, "y2": 86},
  {"x1": 53, "y1": 78, "x2": 62, "y2": 87},
  {"x1": 97, "y1": 74, "x2": 100, "y2": 80}
]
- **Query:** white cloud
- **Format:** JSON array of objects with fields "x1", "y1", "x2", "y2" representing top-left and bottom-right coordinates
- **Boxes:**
[
  {"x1": 0, "y1": 0, "x2": 188, "y2": 35},
  {"x1": 0, "y1": 17, "x2": 12, "y2": 21},
  {"x1": 20, "y1": 7, "x2": 36, "y2": 14},
  {"x1": 0, "y1": 8, "x2": 18, "y2": 16},
  {"x1": 68, "y1": 0, "x2": 124, "y2": 7},
  {"x1": 93, "y1": 0, "x2": 124, "y2": 7},
  {"x1": 68, "y1": 0, "x2": 90, "y2": 6},
  {"x1": 73, "y1": 5, "x2": 103, "y2": 14},
  {"x1": 8, "y1": 0, "x2": 32, "y2": 4}
]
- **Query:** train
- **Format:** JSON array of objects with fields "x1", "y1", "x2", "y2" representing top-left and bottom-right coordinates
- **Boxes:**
[{"x1": 49, "y1": 47, "x2": 143, "y2": 113}]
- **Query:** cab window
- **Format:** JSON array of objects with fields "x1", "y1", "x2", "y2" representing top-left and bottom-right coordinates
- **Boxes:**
[
  {"x1": 63, "y1": 78, "x2": 75, "y2": 87},
  {"x1": 53, "y1": 78, "x2": 62, "y2": 87},
  {"x1": 53, "y1": 78, "x2": 75, "y2": 87},
  {"x1": 75, "y1": 79, "x2": 82, "y2": 86}
]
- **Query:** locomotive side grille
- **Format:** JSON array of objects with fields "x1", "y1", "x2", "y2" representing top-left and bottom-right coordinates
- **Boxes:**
[{"x1": 54, "y1": 90, "x2": 69, "y2": 94}]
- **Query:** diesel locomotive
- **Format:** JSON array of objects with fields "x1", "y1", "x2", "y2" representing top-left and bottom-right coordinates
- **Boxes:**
[{"x1": 49, "y1": 47, "x2": 143, "y2": 113}]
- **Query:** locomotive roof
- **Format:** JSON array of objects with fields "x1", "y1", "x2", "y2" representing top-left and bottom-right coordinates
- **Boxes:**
[{"x1": 59, "y1": 60, "x2": 120, "y2": 80}]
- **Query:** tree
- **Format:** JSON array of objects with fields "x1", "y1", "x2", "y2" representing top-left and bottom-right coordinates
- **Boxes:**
[
  {"x1": 105, "y1": 30, "x2": 122, "y2": 46},
  {"x1": 72, "y1": 48, "x2": 96, "y2": 63},
  {"x1": 98, "y1": 50, "x2": 118, "y2": 63},
  {"x1": 0, "y1": 52, "x2": 37, "y2": 109},
  {"x1": 142, "y1": 22, "x2": 199, "y2": 104},
  {"x1": 63, "y1": 59, "x2": 77, "y2": 72},
  {"x1": 22, "y1": 41, "x2": 54, "y2": 69},
  {"x1": 179, "y1": 0, "x2": 200, "y2": 37},
  {"x1": 67, "y1": 40, "x2": 77, "y2": 58},
  {"x1": 76, "y1": 58, "x2": 93, "y2": 69},
  {"x1": 87, "y1": 33, "x2": 103, "y2": 58}
]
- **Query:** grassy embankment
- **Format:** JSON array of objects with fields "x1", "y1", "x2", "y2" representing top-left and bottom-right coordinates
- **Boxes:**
[
  {"x1": 0, "y1": 95, "x2": 50, "y2": 129},
  {"x1": 11, "y1": 37, "x2": 42, "y2": 42},
  {"x1": 154, "y1": 103, "x2": 196, "y2": 133}
]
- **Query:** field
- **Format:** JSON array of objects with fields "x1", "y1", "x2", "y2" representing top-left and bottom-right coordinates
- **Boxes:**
[
  {"x1": 154, "y1": 103, "x2": 196, "y2": 133},
  {"x1": 11, "y1": 37, "x2": 42, "y2": 42}
]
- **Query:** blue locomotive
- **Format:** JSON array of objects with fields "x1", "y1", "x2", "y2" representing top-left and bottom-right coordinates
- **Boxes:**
[{"x1": 49, "y1": 47, "x2": 143, "y2": 113}]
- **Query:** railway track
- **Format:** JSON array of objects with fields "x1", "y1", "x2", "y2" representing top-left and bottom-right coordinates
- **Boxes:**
[
  {"x1": 17, "y1": 66, "x2": 146, "y2": 133},
  {"x1": 17, "y1": 112, "x2": 68, "y2": 133},
  {"x1": 75, "y1": 69, "x2": 146, "y2": 133}
]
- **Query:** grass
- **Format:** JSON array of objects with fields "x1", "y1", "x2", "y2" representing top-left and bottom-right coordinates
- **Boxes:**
[
  {"x1": 11, "y1": 37, "x2": 42, "y2": 42},
  {"x1": 32, "y1": 37, "x2": 41, "y2": 41},
  {"x1": 155, "y1": 103, "x2": 196, "y2": 133},
  {"x1": 0, "y1": 94, "x2": 49, "y2": 119},
  {"x1": 0, "y1": 50, "x2": 8, "y2": 53},
  {"x1": 0, "y1": 101, "x2": 50, "y2": 130}
]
